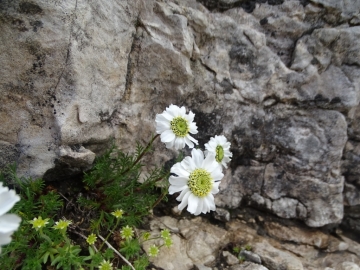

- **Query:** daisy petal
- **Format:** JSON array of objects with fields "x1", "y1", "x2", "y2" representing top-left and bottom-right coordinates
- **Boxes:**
[
  {"x1": 0, "y1": 214, "x2": 21, "y2": 233},
  {"x1": 174, "y1": 137, "x2": 185, "y2": 150},
  {"x1": 205, "y1": 194, "x2": 216, "y2": 211},
  {"x1": 161, "y1": 130, "x2": 176, "y2": 143},
  {"x1": 155, "y1": 114, "x2": 171, "y2": 124},
  {"x1": 191, "y1": 149, "x2": 204, "y2": 168},
  {"x1": 171, "y1": 163, "x2": 190, "y2": 177},
  {"x1": 184, "y1": 136, "x2": 194, "y2": 148},
  {"x1": 169, "y1": 184, "x2": 186, "y2": 195},
  {"x1": 211, "y1": 167, "x2": 224, "y2": 182},
  {"x1": 169, "y1": 176, "x2": 188, "y2": 186},
  {"x1": 179, "y1": 106, "x2": 186, "y2": 116},
  {"x1": 156, "y1": 121, "x2": 170, "y2": 134},
  {"x1": 188, "y1": 111, "x2": 195, "y2": 121},
  {"x1": 211, "y1": 181, "x2": 220, "y2": 194},
  {"x1": 182, "y1": 156, "x2": 197, "y2": 172},
  {"x1": 0, "y1": 231, "x2": 12, "y2": 246},
  {"x1": 201, "y1": 198, "x2": 209, "y2": 214},
  {"x1": 202, "y1": 153, "x2": 217, "y2": 172},
  {"x1": 194, "y1": 198, "x2": 204, "y2": 215},
  {"x1": 187, "y1": 194, "x2": 200, "y2": 214},
  {"x1": 167, "y1": 104, "x2": 179, "y2": 116},
  {"x1": 178, "y1": 191, "x2": 191, "y2": 210},
  {"x1": 176, "y1": 187, "x2": 190, "y2": 201},
  {"x1": 189, "y1": 122, "x2": 198, "y2": 134},
  {"x1": 165, "y1": 141, "x2": 174, "y2": 149},
  {"x1": 0, "y1": 189, "x2": 20, "y2": 216},
  {"x1": 0, "y1": 183, "x2": 21, "y2": 250},
  {"x1": 187, "y1": 135, "x2": 198, "y2": 146}
]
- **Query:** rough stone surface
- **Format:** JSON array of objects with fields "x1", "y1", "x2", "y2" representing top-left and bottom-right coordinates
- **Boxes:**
[
  {"x1": 223, "y1": 251, "x2": 239, "y2": 266},
  {"x1": 2, "y1": 0, "x2": 360, "y2": 269},
  {"x1": 253, "y1": 240, "x2": 304, "y2": 270},
  {"x1": 1, "y1": 0, "x2": 360, "y2": 228},
  {"x1": 144, "y1": 216, "x2": 229, "y2": 269},
  {"x1": 339, "y1": 234, "x2": 360, "y2": 257},
  {"x1": 194, "y1": 264, "x2": 212, "y2": 270},
  {"x1": 214, "y1": 207, "x2": 231, "y2": 222},
  {"x1": 336, "y1": 262, "x2": 360, "y2": 270},
  {"x1": 143, "y1": 210, "x2": 360, "y2": 270},
  {"x1": 264, "y1": 221, "x2": 329, "y2": 248},
  {"x1": 58, "y1": 145, "x2": 95, "y2": 168},
  {"x1": 240, "y1": 250, "x2": 262, "y2": 265},
  {"x1": 229, "y1": 262, "x2": 269, "y2": 270}
]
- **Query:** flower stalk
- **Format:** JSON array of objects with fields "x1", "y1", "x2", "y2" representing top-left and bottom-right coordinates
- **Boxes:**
[{"x1": 97, "y1": 234, "x2": 135, "y2": 270}]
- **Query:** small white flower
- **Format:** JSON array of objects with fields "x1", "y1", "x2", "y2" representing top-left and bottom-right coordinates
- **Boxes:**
[
  {"x1": 205, "y1": 135, "x2": 232, "y2": 168},
  {"x1": 155, "y1": 104, "x2": 198, "y2": 150},
  {"x1": 169, "y1": 149, "x2": 224, "y2": 215},
  {"x1": 0, "y1": 182, "x2": 21, "y2": 253}
]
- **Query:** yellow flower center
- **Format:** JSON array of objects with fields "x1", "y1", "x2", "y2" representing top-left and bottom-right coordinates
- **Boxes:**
[
  {"x1": 188, "y1": 169, "x2": 212, "y2": 197},
  {"x1": 170, "y1": 117, "x2": 189, "y2": 137},
  {"x1": 215, "y1": 145, "x2": 224, "y2": 163}
]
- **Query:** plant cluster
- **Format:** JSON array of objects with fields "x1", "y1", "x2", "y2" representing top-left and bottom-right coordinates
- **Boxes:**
[
  {"x1": 0, "y1": 141, "x2": 172, "y2": 269},
  {"x1": 156, "y1": 104, "x2": 232, "y2": 215},
  {"x1": 0, "y1": 104, "x2": 233, "y2": 269},
  {"x1": 232, "y1": 244, "x2": 253, "y2": 263}
]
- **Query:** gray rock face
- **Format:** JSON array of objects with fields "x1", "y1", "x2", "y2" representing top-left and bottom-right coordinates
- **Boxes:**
[
  {"x1": 0, "y1": 0, "x2": 138, "y2": 178},
  {"x1": 1, "y1": 0, "x2": 360, "y2": 227},
  {"x1": 143, "y1": 214, "x2": 360, "y2": 270},
  {"x1": 229, "y1": 262, "x2": 269, "y2": 270}
]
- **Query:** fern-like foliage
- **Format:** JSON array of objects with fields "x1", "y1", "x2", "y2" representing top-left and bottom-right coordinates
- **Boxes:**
[
  {"x1": 0, "y1": 167, "x2": 63, "y2": 270},
  {"x1": 82, "y1": 141, "x2": 169, "y2": 227}
]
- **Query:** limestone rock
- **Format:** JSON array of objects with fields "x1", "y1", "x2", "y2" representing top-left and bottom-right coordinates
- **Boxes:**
[
  {"x1": 253, "y1": 240, "x2": 304, "y2": 270},
  {"x1": 219, "y1": 107, "x2": 347, "y2": 226},
  {"x1": 145, "y1": 216, "x2": 229, "y2": 268},
  {"x1": 214, "y1": 207, "x2": 231, "y2": 222},
  {"x1": 239, "y1": 250, "x2": 262, "y2": 265},
  {"x1": 264, "y1": 222, "x2": 329, "y2": 248},
  {"x1": 143, "y1": 233, "x2": 193, "y2": 270},
  {"x1": 58, "y1": 145, "x2": 95, "y2": 168},
  {"x1": 339, "y1": 235, "x2": 360, "y2": 257},
  {"x1": 229, "y1": 262, "x2": 269, "y2": 270},
  {"x1": 316, "y1": 253, "x2": 360, "y2": 270},
  {"x1": 144, "y1": 211, "x2": 360, "y2": 270},
  {"x1": 194, "y1": 264, "x2": 212, "y2": 270},
  {"x1": 1, "y1": 0, "x2": 360, "y2": 228},
  {"x1": 281, "y1": 243, "x2": 319, "y2": 260},
  {"x1": 325, "y1": 236, "x2": 349, "y2": 253},
  {"x1": 226, "y1": 219, "x2": 259, "y2": 244},
  {"x1": 335, "y1": 262, "x2": 360, "y2": 270},
  {"x1": 223, "y1": 251, "x2": 239, "y2": 266},
  {"x1": 178, "y1": 217, "x2": 230, "y2": 265},
  {"x1": 341, "y1": 139, "x2": 360, "y2": 233}
]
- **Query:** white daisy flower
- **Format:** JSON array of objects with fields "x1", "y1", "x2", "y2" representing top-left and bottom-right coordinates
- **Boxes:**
[
  {"x1": 155, "y1": 104, "x2": 198, "y2": 150},
  {"x1": 205, "y1": 135, "x2": 232, "y2": 168},
  {"x1": 0, "y1": 182, "x2": 21, "y2": 253},
  {"x1": 169, "y1": 149, "x2": 224, "y2": 215}
]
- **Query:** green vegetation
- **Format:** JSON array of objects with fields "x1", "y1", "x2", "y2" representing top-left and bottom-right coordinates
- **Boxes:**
[{"x1": 0, "y1": 137, "x2": 173, "y2": 270}]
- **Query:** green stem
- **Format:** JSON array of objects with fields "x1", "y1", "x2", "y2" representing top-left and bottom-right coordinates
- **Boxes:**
[
  {"x1": 97, "y1": 234, "x2": 135, "y2": 270},
  {"x1": 98, "y1": 218, "x2": 120, "y2": 252},
  {"x1": 139, "y1": 171, "x2": 170, "y2": 190},
  {"x1": 97, "y1": 134, "x2": 160, "y2": 188},
  {"x1": 62, "y1": 231, "x2": 71, "y2": 246},
  {"x1": 141, "y1": 236, "x2": 161, "y2": 244},
  {"x1": 151, "y1": 189, "x2": 168, "y2": 209},
  {"x1": 128, "y1": 134, "x2": 160, "y2": 173},
  {"x1": 39, "y1": 229, "x2": 52, "y2": 244}
]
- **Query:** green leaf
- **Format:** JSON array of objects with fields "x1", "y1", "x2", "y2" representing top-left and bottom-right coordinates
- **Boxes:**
[{"x1": 41, "y1": 251, "x2": 49, "y2": 264}]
